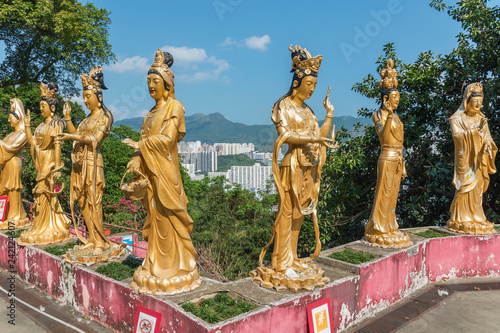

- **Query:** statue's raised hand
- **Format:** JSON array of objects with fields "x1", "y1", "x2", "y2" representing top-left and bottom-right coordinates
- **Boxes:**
[
  {"x1": 25, "y1": 109, "x2": 31, "y2": 127},
  {"x1": 383, "y1": 98, "x2": 394, "y2": 114},
  {"x1": 63, "y1": 102, "x2": 71, "y2": 119},
  {"x1": 323, "y1": 86, "x2": 334, "y2": 115}
]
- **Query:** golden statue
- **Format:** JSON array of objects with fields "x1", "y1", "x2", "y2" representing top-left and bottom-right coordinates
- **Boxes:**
[
  {"x1": 18, "y1": 83, "x2": 71, "y2": 245},
  {"x1": 364, "y1": 59, "x2": 412, "y2": 248},
  {"x1": 122, "y1": 49, "x2": 200, "y2": 294},
  {"x1": 447, "y1": 82, "x2": 497, "y2": 234},
  {"x1": 56, "y1": 67, "x2": 123, "y2": 262},
  {"x1": 250, "y1": 45, "x2": 336, "y2": 292},
  {"x1": 0, "y1": 99, "x2": 30, "y2": 230}
]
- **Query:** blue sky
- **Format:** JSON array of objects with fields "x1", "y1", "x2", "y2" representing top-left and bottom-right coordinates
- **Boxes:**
[{"x1": 82, "y1": 1, "x2": 463, "y2": 124}]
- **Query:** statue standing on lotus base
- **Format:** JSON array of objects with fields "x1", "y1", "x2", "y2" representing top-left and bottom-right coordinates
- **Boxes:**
[
  {"x1": 57, "y1": 67, "x2": 124, "y2": 264},
  {"x1": 363, "y1": 59, "x2": 412, "y2": 248},
  {"x1": 251, "y1": 45, "x2": 337, "y2": 292},
  {"x1": 122, "y1": 49, "x2": 201, "y2": 294},
  {"x1": 447, "y1": 82, "x2": 497, "y2": 234},
  {"x1": 18, "y1": 83, "x2": 71, "y2": 246}
]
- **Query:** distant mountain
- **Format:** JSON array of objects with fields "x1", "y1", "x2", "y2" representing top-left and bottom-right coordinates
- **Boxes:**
[{"x1": 115, "y1": 112, "x2": 371, "y2": 152}]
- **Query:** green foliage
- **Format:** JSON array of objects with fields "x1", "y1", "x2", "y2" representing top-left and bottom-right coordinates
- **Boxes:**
[
  {"x1": 217, "y1": 154, "x2": 264, "y2": 172},
  {"x1": 0, "y1": 0, "x2": 115, "y2": 94},
  {"x1": 412, "y1": 229, "x2": 453, "y2": 238},
  {"x1": 328, "y1": 249, "x2": 376, "y2": 264},
  {"x1": 3, "y1": 228, "x2": 26, "y2": 238},
  {"x1": 181, "y1": 293, "x2": 255, "y2": 324},
  {"x1": 95, "y1": 257, "x2": 142, "y2": 281},
  {"x1": 493, "y1": 225, "x2": 499, "y2": 231},
  {"x1": 101, "y1": 125, "x2": 140, "y2": 204},
  {"x1": 44, "y1": 241, "x2": 77, "y2": 256},
  {"x1": 183, "y1": 174, "x2": 276, "y2": 280}
]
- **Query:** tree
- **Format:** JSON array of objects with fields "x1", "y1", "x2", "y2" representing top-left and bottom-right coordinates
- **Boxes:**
[
  {"x1": 0, "y1": 0, "x2": 115, "y2": 94},
  {"x1": 317, "y1": 0, "x2": 500, "y2": 248}
]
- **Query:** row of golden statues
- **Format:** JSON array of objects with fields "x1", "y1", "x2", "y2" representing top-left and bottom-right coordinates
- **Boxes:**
[{"x1": 0, "y1": 46, "x2": 497, "y2": 294}]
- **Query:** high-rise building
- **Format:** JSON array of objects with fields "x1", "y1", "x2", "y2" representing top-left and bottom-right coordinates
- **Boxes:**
[{"x1": 228, "y1": 163, "x2": 274, "y2": 192}]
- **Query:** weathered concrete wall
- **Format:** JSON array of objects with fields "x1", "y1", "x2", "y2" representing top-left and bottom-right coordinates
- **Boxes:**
[{"x1": 0, "y1": 232, "x2": 499, "y2": 333}]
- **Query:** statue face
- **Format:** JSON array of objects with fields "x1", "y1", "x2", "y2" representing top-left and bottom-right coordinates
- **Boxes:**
[
  {"x1": 40, "y1": 100, "x2": 52, "y2": 118},
  {"x1": 386, "y1": 90, "x2": 400, "y2": 110},
  {"x1": 148, "y1": 73, "x2": 167, "y2": 101},
  {"x1": 294, "y1": 76, "x2": 317, "y2": 101},
  {"x1": 83, "y1": 90, "x2": 99, "y2": 111},
  {"x1": 466, "y1": 96, "x2": 483, "y2": 114},
  {"x1": 8, "y1": 113, "x2": 19, "y2": 128}
]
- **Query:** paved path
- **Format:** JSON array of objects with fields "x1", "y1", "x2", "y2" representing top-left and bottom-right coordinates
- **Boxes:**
[
  {"x1": 398, "y1": 290, "x2": 500, "y2": 333},
  {"x1": 349, "y1": 277, "x2": 500, "y2": 333}
]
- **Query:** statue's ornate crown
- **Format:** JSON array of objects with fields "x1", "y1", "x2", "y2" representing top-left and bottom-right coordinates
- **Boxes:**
[
  {"x1": 148, "y1": 48, "x2": 175, "y2": 88},
  {"x1": 469, "y1": 82, "x2": 483, "y2": 94},
  {"x1": 289, "y1": 45, "x2": 322, "y2": 76},
  {"x1": 379, "y1": 59, "x2": 398, "y2": 89},
  {"x1": 150, "y1": 49, "x2": 171, "y2": 72},
  {"x1": 40, "y1": 82, "x2": 57, "y2": 99},
  {"x1": 81, "y1": 66, "x2": 104, "y2": 92}
]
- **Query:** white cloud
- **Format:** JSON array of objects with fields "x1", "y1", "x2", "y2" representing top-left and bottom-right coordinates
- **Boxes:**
[
  {"x1": 106, "y1": 46, "x2": 230, "y2": 85},
  {"x1": 218, "y1": 35, "x2": 272, "y2": 52},
  {"x1": 158, "y1": 46, "x2": 229, "y2": 83},
  {"x1": 218, "y1": 37, "x2": 242, "y2": 47},
  {"x1": 105, "y1": 56, "x2": 149, "y2": 73},
  {"x1": 245, "y1": 35, "x2": 271, "y2": 51},
  {"x1": 177, "y1": 56, "x2": 229, "y2": 83},
  {"x1": 161, "y1": 46, "x2": 207, "y2": 67},
  {"x1": 69, "y1": 94, "x2": 84, "y2": 105}
]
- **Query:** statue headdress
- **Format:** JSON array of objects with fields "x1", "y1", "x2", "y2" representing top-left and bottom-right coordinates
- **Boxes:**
[
  {"x1": 450, "y1": 82, "x2": 485, "y2": 120},
  {"x1": 81, "y1": 66, "x2": 108, "y2": 96},
  {"x1": 40, "y1": 82, "x2": 57, "y2": 99},
  {"x1": 289, "y1": 45, "x2": 322, "y2": 78},
  {"x1": 148, "y1": 48, "x2": 175, "y2": 89},
  {"x1": 379, "y1": 59, "x2": 398, "y2": 89},
  {"x1": 9, "y1": 98, "x2": 26, "y2": 132}
]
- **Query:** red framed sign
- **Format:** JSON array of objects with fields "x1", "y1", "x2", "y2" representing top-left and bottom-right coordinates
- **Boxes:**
[
  {"x1": 307, "y1": 298, "x2": 333, "y2": 333},
  {"x1": 133, "y1": 306, "x2": 162, "y2": 333},
  {"x1": 0, "y1": 197, "x2": 8, "y2": 222}
]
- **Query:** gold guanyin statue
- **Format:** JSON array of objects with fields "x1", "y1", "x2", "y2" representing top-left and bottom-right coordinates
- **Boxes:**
[
  {"x1": 250, "y1": 45, "x2": 337, "y2": 292},
  {"x1": 0, "y1": 99, "x2": 30, "y2": 230},
  {"x1": 122, "y1": 49, "x2": 200, "y2": 294},
  {"x1": 18, "y1": 83, "x2": 71, "y2": 245},
  {"x1": 364, "y1": 59, "x2": 412, "y2": 248},
  {"x1": 57, "y1": 67, "x2": 124, "y2": 262},
  {"x1": 447, "y1": 82, "x2": 497, "y2": 234}
]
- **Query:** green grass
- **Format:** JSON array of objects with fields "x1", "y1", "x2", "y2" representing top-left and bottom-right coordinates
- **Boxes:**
[
  {"x1": 95, "y1": 257, "x2": 143, "y2": 281},
  {"x1": 182, "y1": 292, "x2": 255, "y2": 324},
  {"x1": 3, "y1": 229, "x2": 26, "y2": 238},
  {"x1": 494, "y1": 226, "x2": 500, "y2": 232},
  {"x1": 412, "y1": 229, "x2": 452, "y2": 238},
  {"x1": 328, "y1": 249, "x2": 376, "y2": 264},
  {"x1": 44, "y1": 242, "x2": 78, "y2": 256}
]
